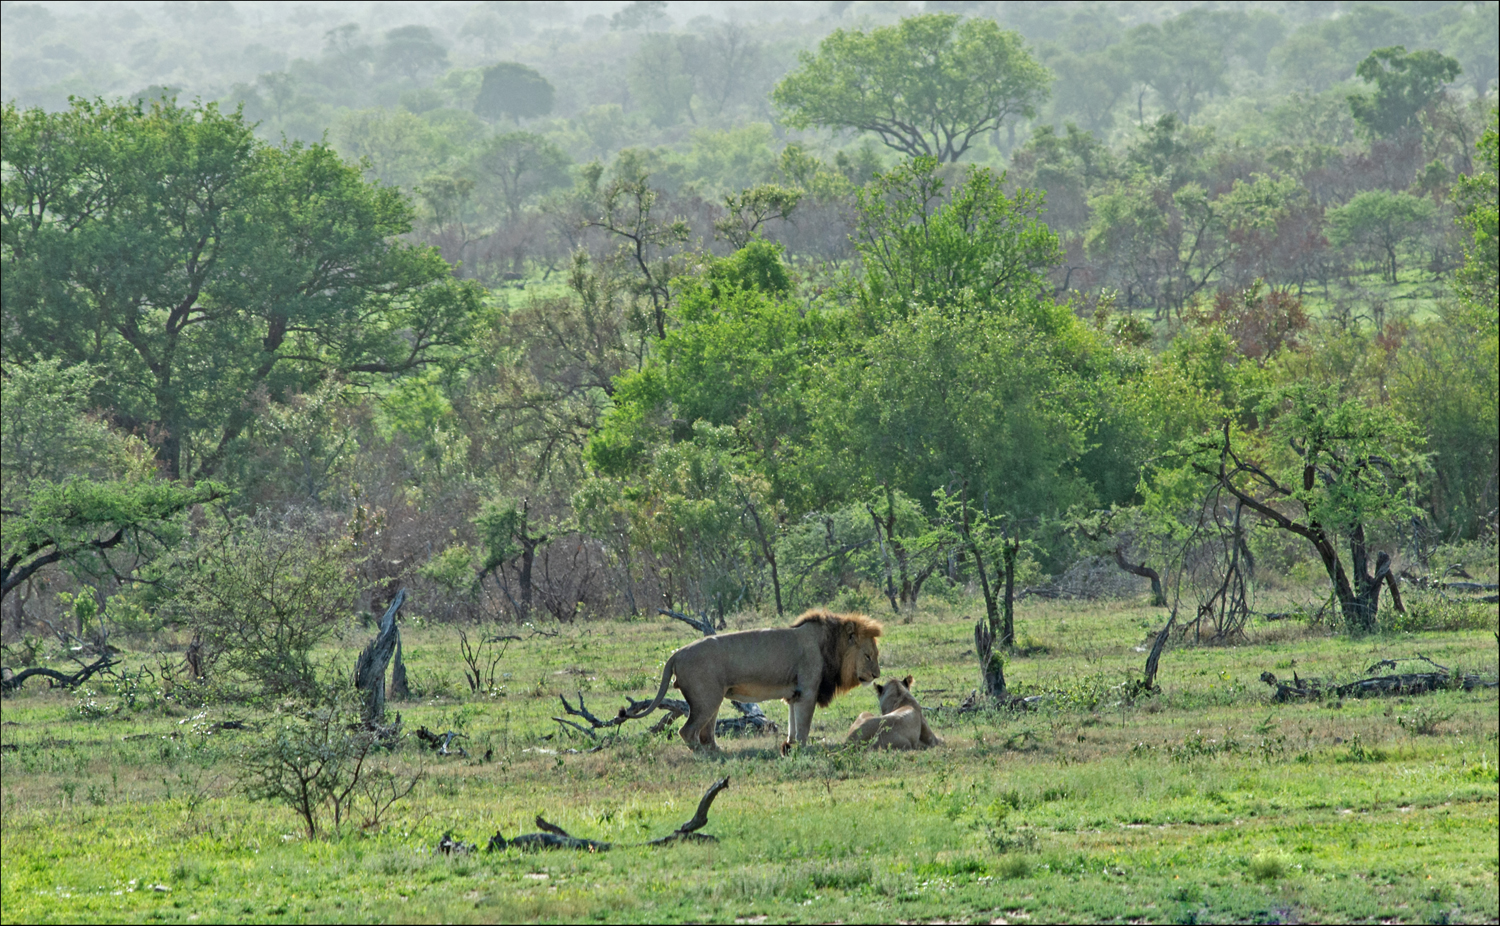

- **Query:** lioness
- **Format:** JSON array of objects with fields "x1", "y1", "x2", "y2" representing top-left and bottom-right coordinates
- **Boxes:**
[
  {"x1": 618, "y1": 609, "x2": 882, "y2": 753},
  {"x1": 845, "y1": 675, "x2": 940, "y2": 750}
]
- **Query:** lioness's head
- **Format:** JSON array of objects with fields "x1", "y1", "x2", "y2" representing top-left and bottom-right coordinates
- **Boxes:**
[{"x1": 875, "y1": 675, "x2": 919, "y2": 714}]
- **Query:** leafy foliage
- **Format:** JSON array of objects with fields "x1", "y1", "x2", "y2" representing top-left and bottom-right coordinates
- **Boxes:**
[
  {"x1": 165, "y1": 511, "x2": 360, "y2": 698},
  {"x1": 774, "y1": 14, "x2": 1050, "y2": 163},
  {"x1": 1348, "y1": 46, "x2": 1462, "y2": 140},
  {"x1": 474, "y1": 62, "x2": 554, "y2": 124},
  {"x1": 1, "y1": 98, "x2": 484, "y2": 481}
]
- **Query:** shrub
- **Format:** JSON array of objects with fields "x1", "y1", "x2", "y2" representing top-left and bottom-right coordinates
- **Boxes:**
[
  {"x1": 1397, "y1": 707, "x2": 1453, "y2": 735},
  {"x1": 1384, "y1": 597, "x2": 1496, "y2": 633},
  {"x1": 168, "y1": 509, "x2": 360, "y2": 698},
  {"x1": 239, "y1": 696, "x2": 421, "y2": 839}
]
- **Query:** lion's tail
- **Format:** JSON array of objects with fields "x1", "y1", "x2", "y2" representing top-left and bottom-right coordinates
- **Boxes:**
[{"x1": 617, "y1": 654, "x2": 676, "y2": 720}]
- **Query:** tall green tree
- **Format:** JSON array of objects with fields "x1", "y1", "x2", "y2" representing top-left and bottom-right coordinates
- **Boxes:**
[
  {"x1": 853, "y1": 157, "x2": 1060, "y2": 323},
  {"x1": 1119, "y1": 15, "x2": 1228, "y2": 124},
  {"x1": 814, "y1": 303, "x2": 1096, "y2": 637},
  {"x1": 470, "y1": 132, "x2": 572, "y2": 223},
  {"x1": 1348, "y1": 46, "x2": 1462, "y2": 141},
  {"x1": 773, "y1": 13, "x2": 1050, "y2": 163},
  {"x1": 1390, "y1": 112, "x2": 1499, "y2": 540},
  {"x1": 1326, "y1": 189, "x2": 1436, "y2": 284},
  {"x1": 626, "y1": 34, "x2": 699, "y2": 128},
  {"x1": 474, "y1": 62, "x2": 554, "y2": 124},
  {"x1": 1453, "y1": 109, "x2": 1498, "y2": 307},
  {"x1": 1, "y1": 98, "x2": 483, "y2": 482},
  {"x1": 1190, "y1": 385, "x2": 1426, "y2": 634},
  {"x1": 376, "y1": 25, "x2": 448, "y2": 84}
]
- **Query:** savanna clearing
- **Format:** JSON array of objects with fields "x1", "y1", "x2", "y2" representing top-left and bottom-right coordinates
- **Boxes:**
[{"x1": 2, "y1": 597, "x2": 1496, "y2": 925}]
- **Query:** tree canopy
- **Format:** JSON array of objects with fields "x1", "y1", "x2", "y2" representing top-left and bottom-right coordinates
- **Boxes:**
[
  {"x1": 1348, "y1": 45, "x2": 1462, "y2": 140},
  {"x1": 1, "y1": 97, "x2": 483, "y2": 482},
  {"x1": 773, "y1": 14, "x2": 1051, "y2": 163},
  {"x1": 474, "y1": 62, "x2": 555, "y2": 124}
]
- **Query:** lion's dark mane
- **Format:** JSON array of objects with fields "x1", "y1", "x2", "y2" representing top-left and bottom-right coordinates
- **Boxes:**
[{"x1": 791, "y1": 608, "x2": 883, "y2": 707}]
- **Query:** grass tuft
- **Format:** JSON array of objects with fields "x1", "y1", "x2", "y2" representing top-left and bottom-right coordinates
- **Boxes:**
[{"x1": 1249, "y1": 853, "x2": 1289, "y2": 881}]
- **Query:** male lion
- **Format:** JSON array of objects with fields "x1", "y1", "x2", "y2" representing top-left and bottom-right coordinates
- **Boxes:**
[
  {"x1": 618, "y1": 609, "x2": 882, "y2": 753},
  {"x1": 845, "y1": 675, "x2": 940, "y2": 750}
]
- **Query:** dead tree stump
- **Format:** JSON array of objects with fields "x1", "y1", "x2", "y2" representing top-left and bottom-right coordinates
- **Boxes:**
[
  {"x1": 355, "y1": 588, "x2": 407, "y2": 725},
  {"x1": 975, "y1": 620, "x2": 1007, "y2": 702}
]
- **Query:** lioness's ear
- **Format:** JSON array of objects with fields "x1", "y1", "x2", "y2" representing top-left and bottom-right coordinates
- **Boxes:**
[
  {"x1": 875, "y1": 682, "x2": 885, "y2": 694},
  {"x1": 903, "y1": 675, "x2": 914, "y2": 688}
]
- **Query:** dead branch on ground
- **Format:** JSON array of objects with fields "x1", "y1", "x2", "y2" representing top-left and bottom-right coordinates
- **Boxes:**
[
  {"x1": 415, "y1": 726, "x2": 468, "y2": 756},
  {"x1": 1, "y1": 652, "x2": 118, "y2": 693},
  {"x1": 552, "y1": 692, "x2": 623, "y2": 740},
  {"x1": 485, "y1": 777, "x2": 730, "y2": 852},
  {"x1": 658, "y1": 607, "x2": 716, "y2": 636},
  {"x1": 619, "y1": 695, "x2": 775, "y2": 737},
  {"x1": 646, "y1": 776, "x2": 730, "y2": 845},
  {"x1": 1260, "y1": 657, "x2": 1497, "y2": 703}
]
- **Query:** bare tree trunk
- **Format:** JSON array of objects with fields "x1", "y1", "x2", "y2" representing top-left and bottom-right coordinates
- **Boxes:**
[
  {"x1": 867, "y1": 504, "x2": 899, "y2": 614},
  {"x1": 956, "y1": 491, "x2": 999, "y2": 634},
  {"x1": 1142, "y1": 610, "x2": 1176, "y2": 691},
  {"x1": 1000, "y1": 536, "x2": 1017, "y2": 649},
  {"x1": 744, "y1": 496, "x2": 783, "y2": 616},
  {"x1": 974, "y1": 620, "x2": 1006, "y2": 701},
  {"x1": 355, "y1": 589, "x2": 406, "y2": 724}
]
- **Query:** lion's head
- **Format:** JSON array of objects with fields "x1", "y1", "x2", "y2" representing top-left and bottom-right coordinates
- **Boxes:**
[
  {"x1": 875, "y1": 674, "x2": 919, "y2": 714},
  {"x1": 792, "y1": 608, "x2": 882, "y2": 706}
]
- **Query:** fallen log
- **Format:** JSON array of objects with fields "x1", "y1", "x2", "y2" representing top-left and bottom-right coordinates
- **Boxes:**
[
  {"x1": 439, "y1": 833, "x2": 478, "y2": 855},
  {"x1": 619, "y1": 695, "x2": 777, "y2": 738},
  {"x1": 1, "y1": 653, "x2": 118, "y2": 693},
  {"x1": 415, "y1": 726, "x2": 467, "y2": 756},
  {"x1": 715, "y1": 701, "x2": 778, "y2": 737},
  {"x1": 658, "y1": 607, "x2": 716, "y2": 636},
  {"x1": 486, "y1": 777, "x2": 730, "y2": 853},
  {"x1": 1260, "y1": 665, "x2": 1497, "y2": 703},
  {"x1": 936, "y1": 689, "x2": 1048, "y2": 714}
]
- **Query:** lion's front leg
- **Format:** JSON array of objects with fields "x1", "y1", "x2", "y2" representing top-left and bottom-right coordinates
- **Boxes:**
[{"x1": 782, "y1": 694, "x2": 817, "y2": 754}]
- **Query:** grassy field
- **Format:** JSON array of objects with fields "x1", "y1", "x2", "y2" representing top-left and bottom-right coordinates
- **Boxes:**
[{"x1": 2, "y1": 594, "x2": 1496, "y2": 924}]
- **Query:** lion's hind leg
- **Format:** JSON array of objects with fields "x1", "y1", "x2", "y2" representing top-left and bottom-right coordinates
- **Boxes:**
[
  {"x1": 846, "y1": 712, "x2": 880, "y2": 743},
  {"x1": 677, "y1": 688, "x2": 724, "y2": 752}
]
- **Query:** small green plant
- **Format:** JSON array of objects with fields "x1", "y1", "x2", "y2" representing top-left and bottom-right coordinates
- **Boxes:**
[
  {"x1": 167, "y1": 509, "x2": 361, "y2": 699},
  {"x1": 1256, "y1": 734, "x2": 1288, "y2": 763},
  {"x1": 412, "y1": 668, "x2": 459, "y2": 700},
  {"x1": 1167, "y1": 732, "x2": 1243, "y2": 763},
  {"x1": 72, "y1": 687, "x2": 112, "y2": 720},
  {"x1": 1053, "y1": 672, "x2": 1113, "y2": 711},
  {"x1": 606, "y1": 671, "x2": 653, "y2": 692},
  {"x1": 111, "y1": 666, "x2": 161, "y2": 712},
  {"x1": 1339, "y1": 734, "x2": 1386, "y2": 763},
  {"x1": 1386, "y1": 597, "x2": 1496, "y2": 633},
  {"x1": 1249, "y1": 853, "x2": 1289, "y2": 882},
  {"x1": 995, "y1": 855, "x2": 1032, "y2": 879},
  {"x1": 1397, "y1": 707, "x2": 1453, "y2": 736}
]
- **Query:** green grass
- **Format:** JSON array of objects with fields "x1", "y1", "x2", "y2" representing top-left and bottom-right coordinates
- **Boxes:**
[
  {"x1": 1295, "y1": 266, "x2": 1453, "y2": 324},
  {"x1": 3, "y1": 596, "x2": 1496, "y2": 923}
]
